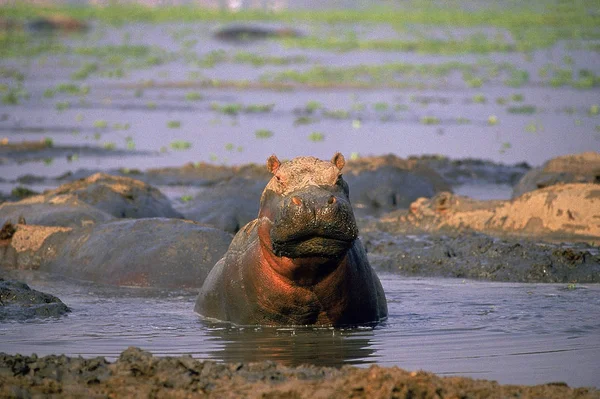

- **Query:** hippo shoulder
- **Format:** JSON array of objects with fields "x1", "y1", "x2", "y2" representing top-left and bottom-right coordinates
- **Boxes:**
[{"x1": 227, "y1": 218, "x2": 260, "y2": 253}]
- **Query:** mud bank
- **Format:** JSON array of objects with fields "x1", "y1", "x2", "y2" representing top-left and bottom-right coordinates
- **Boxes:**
[{"x1": 0, "y1": 347, "x2": 597, "y2": 399}]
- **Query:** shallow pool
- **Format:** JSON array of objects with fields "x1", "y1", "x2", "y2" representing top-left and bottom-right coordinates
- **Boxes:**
[{"x1": 1, "y1": 270, "x2": 598, "y2": 388}]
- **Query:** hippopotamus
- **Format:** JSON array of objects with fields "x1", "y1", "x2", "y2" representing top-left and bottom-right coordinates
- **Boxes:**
[{"x1": 195, "y1": 153, "x2": 387, "y2": 326}]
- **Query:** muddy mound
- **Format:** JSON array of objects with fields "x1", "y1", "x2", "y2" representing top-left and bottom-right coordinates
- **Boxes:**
[
  {"x1": 513, "y1": 152, "x2": 600, "y2": 198},
  {"x1": 0, "y1": 347, "x2": 595, "y2": 398},
  {"x1": 0, "y1": 278, "x2": 69, "y2": 320},
  {"x1": 176, "y1": 177, "x2": 267, "y2": 233},
  {"x1": 380, "y1": 183, "x2": 600, "y2": 243},
  {"x1": 361, "y1": 229, "x2": 600, "y2": 283},
  {"x1": 0, "y1": 219, "x2": 232, "y2": 289}
]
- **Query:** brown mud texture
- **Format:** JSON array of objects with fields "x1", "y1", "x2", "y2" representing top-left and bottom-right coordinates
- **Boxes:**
[{"x1": 0, "y1": 347, "x2": 598, "y2": 399}]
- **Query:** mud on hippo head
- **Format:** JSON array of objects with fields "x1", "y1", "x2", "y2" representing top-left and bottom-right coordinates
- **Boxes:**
[{"x1": 258, "y1": 153, "x2": 359, "y2": 259}]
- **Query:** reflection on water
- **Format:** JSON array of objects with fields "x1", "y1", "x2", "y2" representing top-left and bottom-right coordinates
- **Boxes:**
[
  {"x1": 1, "y1": 270, "x2": 599, "y2": 388},
  {"x1": 204, "y1": 322, "x2": 376, "y2": 365}
]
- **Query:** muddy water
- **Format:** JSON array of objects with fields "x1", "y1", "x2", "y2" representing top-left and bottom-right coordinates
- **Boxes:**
[{"x1": 1, "y1": 271, "x2": 599, "y2": 388}]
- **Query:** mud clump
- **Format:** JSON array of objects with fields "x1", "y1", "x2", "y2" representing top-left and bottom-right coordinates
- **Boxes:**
[
  {"x1": 0, "y1": 278, "x2": 70, "y2": 320},
  {"x1": 0, "y1": 347, "x2": 596, "y2": 398},
  {"x1": 381, "y1": 184, "x2": 600, "y2": 243},
  {"x1": 362, "y1": 229, "x2": 600, "y2": 283}
]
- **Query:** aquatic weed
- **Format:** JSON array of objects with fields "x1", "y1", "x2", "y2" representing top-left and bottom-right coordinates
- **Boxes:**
[
  {"x1": 255, "y1": 129, "x2": 274, "y2": 139},
  {"x1": 308, "y1": 132, "x2": 325, "y2": 142}
]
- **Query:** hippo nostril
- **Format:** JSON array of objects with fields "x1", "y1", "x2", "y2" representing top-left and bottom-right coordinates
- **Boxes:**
[
  {"x1": 328, "y1": 196, "x2": 336, "y2": 205},
  {"x1": 291, "y1": 196, "x2": 303, "y2": 206}
]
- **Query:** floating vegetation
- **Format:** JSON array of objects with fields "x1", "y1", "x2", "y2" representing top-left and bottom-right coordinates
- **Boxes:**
[
  {"x1": 507, "y1": 105, "x2": 536, "y2": 114},
  {"x1": 304, "y1": 101, "x2": 323, "y2": 113},
  {"x1": 43, "y1": 137, "x2": 54, "y2": 147},
  {"x1": 167, "y1": 120, "x2": 181, "y2": 128},
  {"x1": 373, "y1": 102, "x2": 389, "y2": 112},
  {"x1": 488, "y1": 115, "x2": 499, "y2": 125},
  {"x1": 185, "y1": 92, "x2": 203, "y2": 101},
  {"x1": 525, "y1": 120, "x2": 543, "y2": 133},
  {"x1": 55, "y1": 101, "x2": 70, "y2": 111},
  {"x1": 456, "y1": 117, "x2": 471, "y2": 124},
  {"x1": 255, "y1": 129, "x2": 274, "y2": 139},
  {"x1": 146, "y1": 102, "x2": 157, "y2": 109},
  {"x1": 511, "y1": 94, "x2": 524, "y2": 102},
  {"x1": 294, "y1": 116, "x2": 317, "y2": 125},
  {"x1": 180, "y1": 195, "x2": 193, "y2": 203},
  {"x1": 505, "y1": 70, "x2": 529, "y2": 87},
  {"x1": 589, "y1": 104, "x2": 599, "y2": 116},
  {"x1": 323, "y1": 109, "x2": 350, "y2": 119},
  {"x1": 472, "y1": 94, "x2": 487, "y2": 104},
  {"x1": 113, "y1": 123, "x2": 131, "y2": 130},
  {"x1": 224, "y1": 143, "x2": 235, "y2": 151},
  {"x1": 1, "y1": 85, "x2": 27, "y2": 105},
  {"x1": 211, "y1": 102, "x2": 274, "y2": 115},
  {"x1": 103, "y1": 142, "x2": 116, "y2": 150},
  {"x1": 308, "y1": 132, "x2": 325, "y2": 142},
  {"x1": 93, "y1": 120, "x2": 108, "y2": 129},
  {"x1": 499, "y1": 142, "x2": 511, "y2": 154},
  {"x1": 421, "y1": 116, "x2": 441, "y2": 125},
  {"x1": 170, "y1": 140, "x2": 192, "y2": 150},
  {"x1": 71, "y1": 63, "x2": 98, "y2": 80}
]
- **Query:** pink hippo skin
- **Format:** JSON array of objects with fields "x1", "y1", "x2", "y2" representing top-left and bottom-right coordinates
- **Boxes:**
[{"x1": 195, "y1": 153, "x2": 387, "y2": 326}]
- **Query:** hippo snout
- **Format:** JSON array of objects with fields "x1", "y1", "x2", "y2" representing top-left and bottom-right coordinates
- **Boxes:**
[{"x1": 270, "y1": 186, "x2": 358, "y2": 258}]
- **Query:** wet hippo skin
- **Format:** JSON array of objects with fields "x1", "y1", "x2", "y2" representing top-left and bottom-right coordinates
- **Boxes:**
[{"x1": 195, "y1": 153, "x2": 388, "y2": 326}]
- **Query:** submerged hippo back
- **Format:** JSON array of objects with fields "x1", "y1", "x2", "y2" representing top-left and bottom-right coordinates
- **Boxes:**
[{"x1": 195, "y1": 153, "x2": 387, "y2": 326}]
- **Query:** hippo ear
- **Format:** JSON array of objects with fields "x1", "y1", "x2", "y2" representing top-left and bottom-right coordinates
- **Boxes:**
[
  {"x1": 331, "y1": 152, "x2": 345, "y2": 171},
  {"x1": 266, "y1": 154, "x2": 281, "y2": 174}
]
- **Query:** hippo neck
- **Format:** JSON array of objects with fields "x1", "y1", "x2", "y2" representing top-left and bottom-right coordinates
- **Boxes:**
[{"x1": 257, "y1": 217, "x2": 350, "y2": 286}]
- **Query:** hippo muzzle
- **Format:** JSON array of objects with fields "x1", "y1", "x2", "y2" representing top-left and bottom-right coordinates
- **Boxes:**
[{"x1": 270, "y1": 185, "x2": 358, "y2": 259}]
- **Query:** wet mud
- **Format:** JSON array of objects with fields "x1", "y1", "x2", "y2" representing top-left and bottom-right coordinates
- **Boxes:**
[{"x1": 0, "y1": 347, "x2": 597, "y2": 399}]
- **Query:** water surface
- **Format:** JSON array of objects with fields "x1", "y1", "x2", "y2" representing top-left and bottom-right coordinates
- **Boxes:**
[{"x1": 1, "y1": 270, "x2": 598, "y2": 388}]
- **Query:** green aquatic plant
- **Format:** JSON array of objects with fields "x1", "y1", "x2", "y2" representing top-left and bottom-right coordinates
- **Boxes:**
[
  {"x1": 180, "y1": 195, "x2": 193, "y2": 203},
  {"x1": 170, "y1": 140, "x2": 192, "y2": 150},
  {"x1": 103, "y1": 142, "x2": 116, "y2": 150},
  {"x1": 71, "y1": 63, "x2": 98, "y2": 80},
  {"x1": 305, "y1": 101, "x2": 323, "y2": 113},
  {"x1": 294, "y1": 116, "x2": 317, "y2": 125},
  {"x1": 488, "y1": 115, "x2": 498, "y2": 125},
  {"x1": 511, "y1": 94, "x2": 524, "y2": 102},
  {"x1": 43, "y1": 137, "x2": 54, "y2": 147},
  {"x1": 507, "y1": 105, "x2": 536, "y2": 114},
  {"x1": 55, "y1": 101, "x2": 70, "y2": 111},
  {"x1": 167, "y1": 120, "x2": 181, "y2": 128},
  {"x1": 589, "y1": 104, "x2": 599, "y2": 116},
  {"x1": 224, "y1": 143, "x2": 235, "y2": 151},
  {"x1": 472, "y1": 94, "x2": 487, "y2": 104},
  {"x1": 255, "y1": 129, "x2": 274, "y2": 139},
  {"x1": 185, "y1": 92, "x2": 203, "y2": 101},
  {"x1": 308, "y1": 132, "x2": 325, "y2": 142},
  {"x1": 93, "y1": 120, "x2": 108, "y2": 129},
  {"x1": 421, "y1": 116, "x2": 440, "y2": 125}
]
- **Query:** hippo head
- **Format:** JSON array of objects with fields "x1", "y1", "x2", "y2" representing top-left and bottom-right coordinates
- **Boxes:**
[{"x1": 258, "y1": 153, "x2": 359, "y2": 260}]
